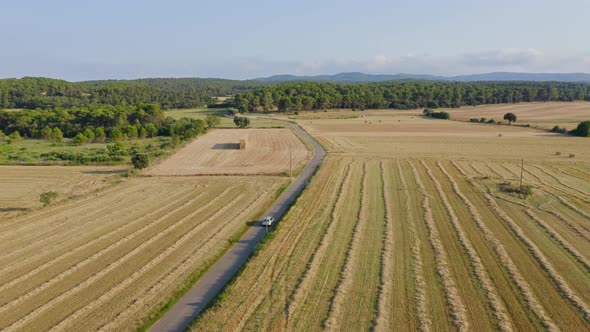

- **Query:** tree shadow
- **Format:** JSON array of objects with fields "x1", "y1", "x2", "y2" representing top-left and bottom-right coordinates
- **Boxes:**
[{"x1": 212, "y1": 143, "x2": 240, "y2": 150}]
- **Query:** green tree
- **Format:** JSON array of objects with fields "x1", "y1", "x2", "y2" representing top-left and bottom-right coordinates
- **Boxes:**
[
  {"x1": 83, "y1": 128, "x2": 96, "y2": 142},
  {"x1": 570, "y1": 121, "x2": 590, "y2": 137},
  {"x1": 39, "y1": 191, "x2": 58, "y2": 207},
  {"x1": 41, "y1": 126, "x2": 53, "y2": 139},
  {"x1": 233, "y1": 116, "x2": 250, "y2": 128},
  {"x1": 503, "y1": 113, "x2": 517, "y2": 125},
  {"x1": 126, "y1": 125, "x2": 138, "y2": 139},
  {"x1": 139, "y1": 127, "x2": 148, "y2": 138},
  {"x1": 73, "y1": 133, "x2": 88, "y2": 145},
  {"x1": 0, "y1": 130, "x2": 6, "y2": 142},
  {"x1": 131, "y1": 153, "x2": 150, "y2": 169},
  {"x1": 94, "y1": 127, "x2": 106, "y2": 143},
  {"x1": 52, "y1": 127, "x2": 64, "y2": 143},
  {"x1": 107, "y1": 142, "x2": 126, "y2": 158},
  {"x1": 9, "y1": 131, "x2": 21, "y2": 140},
  {"x1": 145, "y1": 123, "x2": 158, "y2": 137},
  {"x1": 205, "y1": 114, "x2": 221, "y2": 128},
  {"x1": 110, "y1": 127, "x2": 124, "y2": 141}
]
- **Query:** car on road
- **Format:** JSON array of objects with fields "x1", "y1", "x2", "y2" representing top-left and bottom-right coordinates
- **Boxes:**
[{"x1": 261, "y1": 216, "x2": 275, "y2": 226}]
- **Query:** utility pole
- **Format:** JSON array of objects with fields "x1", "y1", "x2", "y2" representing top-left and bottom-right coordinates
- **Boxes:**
[{"x1": 519, "y1": 157, "x2": 525, "y2": 191}]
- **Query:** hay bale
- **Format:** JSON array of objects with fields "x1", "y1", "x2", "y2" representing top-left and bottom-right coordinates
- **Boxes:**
[{"x1": 239, "y1": 139, "x2": 246, "y2": 150}]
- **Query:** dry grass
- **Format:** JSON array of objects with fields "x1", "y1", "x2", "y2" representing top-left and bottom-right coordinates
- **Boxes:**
[
  {"x1": 0, "y1": 175, "x2": 282, "y2": 331},
  {"x1": 0, "y1": 166, "x2": 124, "y2": 219},
  {"x1": 145, "y1": 128, "x2": 310, "y2": 176}
]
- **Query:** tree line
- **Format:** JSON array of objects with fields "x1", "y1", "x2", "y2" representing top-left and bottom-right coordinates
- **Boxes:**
[
  {"x1": 0, "y1": 77, "x2": 263, "y2": 110},
  {"x1": 0, "y1": 103, "x2": 206, "y2": 142},
  {"x1": 233, "y1": 81, "x2": 590, "y2": 112}
]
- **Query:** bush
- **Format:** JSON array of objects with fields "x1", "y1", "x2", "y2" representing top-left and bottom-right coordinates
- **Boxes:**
[
  {"x1": 205, "y1": 114, "x2": 221, "y2": 128},
  {"x1": 424, "y1": 111, "x2": 450, "y2": 120},
  {"x1": 9, "y1": 131, "x2": 21, "y2": 140},
  {"x1": 40, "y1": 191, "x2": 58, "y2": 206},
  {"x1": 499, "y1": 181, "x2": 532, "y2": 197},
  {"x1": 469, "y1": 118, "x2": 480, "y2": 123},
  {"x1": 73, "y1": 133, "x2": 88, "y2": 145},
  {"x1": 131, "y1": 153, "x2": 150, "y2": 169},
  {"x1": 234, "y1": 116, "x2": 251, "y2": 128},
  {"x1": 107, "y1": 142, "x2": 127, "y2": 159},
  {"x1": 570, "y1": 121, "x2": 590, "y2": 137},
  {"x1": 52, "y1": 127, "x2": 64, "y2": 142},
  {"x1": 94, "y1": 127, "x2": 106, "y2": 143},
  {"x1": 41, "y1": 126, "x2": 53, "y2": 139},
  {"x1": 487, "y1": 119, "x2": 495, "y2": 124},
  {"x1": 83, "y1": 128, "x2": 96, "y2": 141},
  {"x1": 479, "y1": 117, "x2": 487, "y2": 123}
]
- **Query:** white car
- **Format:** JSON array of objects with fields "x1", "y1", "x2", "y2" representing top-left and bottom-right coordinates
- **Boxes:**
[{"x1": 261, "y1": 216, "x2": 275, "y2": 226}]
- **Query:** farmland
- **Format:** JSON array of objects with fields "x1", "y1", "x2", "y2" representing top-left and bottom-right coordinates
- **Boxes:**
[
  {"x1": 191, "y1": 109, "x2": 590, "y2": 331},
  {"x1": 0, "y1": 174, "x2": 284, "y2": 331},
  {"x1": 145, "y1": 128, "x2": 310, "y2": 176},
  {"x1": 0, "y1": 166, "x2": 124, "y2": 219}
]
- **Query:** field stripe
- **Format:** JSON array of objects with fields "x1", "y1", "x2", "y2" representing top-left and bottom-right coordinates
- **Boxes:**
[
  {"x1": 538, "y1": 208, "x2": 590, "y2": 242},
  {"x1": 410, "y1": 161, "x2": 470, "y2": 332},
  {"x1": 1, "y1": 187, "x2": 237, "y2": 331},
  {"x1": 373, "y1": 161, "x2": 395, "y2": 331},
  {"x1": 324, "y1": 162, "x2": 368, "y2": 330},
  {"x1": 433, "y1": 162, "x2": 513, "y2": 331},
  {"x1": 524, "y1": 209, "x2": 590, "y2": 271},
  {"x1": 451, "y1": 161, "x2": 561, "y2": 331},
  {"x1": 286, "y1": 163, "x2": 353, "y2": 322},
  {"x1": 55, "y1": 186, "x2": 273, "y2": 331},
  {"x1": 484, "y1": 193, "x2": 590, "y2": 323},
  {"x1": 398, "y1": 161, "x2": 431, "y2": 332},
  {"x1": 0, "y1": 187, "x2": 198, "y2": 296}
]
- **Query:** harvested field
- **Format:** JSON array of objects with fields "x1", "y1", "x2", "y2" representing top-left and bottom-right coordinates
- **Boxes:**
[
  {"x1": 0, "y1": 175, "x2": 283, "y2": 331},
  {"x1": 442, "y1": 102, "x2": 590, "y2": 130},
  {"x1": 145, "y1": 128, "x2": 310, "y2": 176},
  {"x1": 191, "y1": 108, "x2": 590, "y2": 331},
  {"x1": 0, "y1": 166, "x2": 124, "y2": 219}
]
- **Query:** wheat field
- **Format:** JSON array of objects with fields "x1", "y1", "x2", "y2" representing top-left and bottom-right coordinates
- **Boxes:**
[
  {"x1": 191, "y1": 111, "x2": 590, "y2": 331},
  {"x1": 0, "y1": 175, "x2": 283, "y2": 331}
]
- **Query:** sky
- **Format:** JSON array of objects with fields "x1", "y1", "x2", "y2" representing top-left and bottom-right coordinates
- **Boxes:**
[{"x1": 1, "y1": 0, "x2": 589, "y2": 80}]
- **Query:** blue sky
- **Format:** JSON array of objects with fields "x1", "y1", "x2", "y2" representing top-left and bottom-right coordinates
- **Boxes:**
[{"x1": 1, "y1": 0, "x2": 589, "y2": 80}]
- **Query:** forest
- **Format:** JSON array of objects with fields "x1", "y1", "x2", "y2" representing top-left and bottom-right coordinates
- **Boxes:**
[
  {"x1": 0, "y1": 103, "x2": 205, "y2": 141},
  {"x1": 233, "y1": 81, "x2": 590, "y2": 112},
  {"x1": 0, "y1": 77, "x2": 261, "y2": 109}
]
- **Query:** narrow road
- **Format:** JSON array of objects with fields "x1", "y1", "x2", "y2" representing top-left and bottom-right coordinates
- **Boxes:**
[{"x1": 149, "y1": 120, "x2": 325, "y2": 332}]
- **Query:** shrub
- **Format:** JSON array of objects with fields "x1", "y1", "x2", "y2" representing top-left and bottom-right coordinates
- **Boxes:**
[
  {"x1": 487, "y1": 119, "x2": 495, "y2": 123},
  {"x1": 95, "y1": 127, "x2": 107, "y2": 142},
  {"x1": 107, "y1": 142, "x2": 127, "y2": 158},
  {"x1": 40, "y1": 191, "x2": 58, "y2": 206},
  {"x1": 570, "y1": 120, "x2": 590, "y2": 137},
  {"x1": 110, "y1": 127, "x2": 125, "y2": 141},
  {"x1": 83, "y1": 128, "x2": 96, "y2": 141},
  {"x1": 479, "y1": 117, "x2": 487, "y2": 123},
  {"x1": 469, "y1": 118, "x2": 480, "y2": 123},
  {"x1": 499, "y1": 181, "x2": 532, "y2": 197},
  {"x1": 205, "y1": 114, "x2": 221, "y2": 128},
  {"x1": 52, "y1": 127, "x2": 64, "y2": 142},
  {"x1": 233, "y1": 116, "x2": 251, "y2": 128},
  {"x1": 9, "y1": 131, "x2": 21, "y2": 140},
  {"x1": 41, "y1": 126, "x2": 53, "y2": 139},
  {"x1": 131, "y1": 153, "x2": 150, "y2": 169},
  {"x1": 73, "y1": 133, "x2": 89, "y2": 145},
  {"x1": 145, "y1": 123, "x2": 158, "y2": 137}
]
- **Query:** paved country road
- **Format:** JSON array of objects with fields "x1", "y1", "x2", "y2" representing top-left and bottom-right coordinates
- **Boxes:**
[{"x1": 149, "y1": 120, "x2": 325, "y2": 332}]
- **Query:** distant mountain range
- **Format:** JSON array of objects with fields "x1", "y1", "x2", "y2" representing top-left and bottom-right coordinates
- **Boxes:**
[{"x1": 254, "y1": 72, "x2": 590, "y2": 83}]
